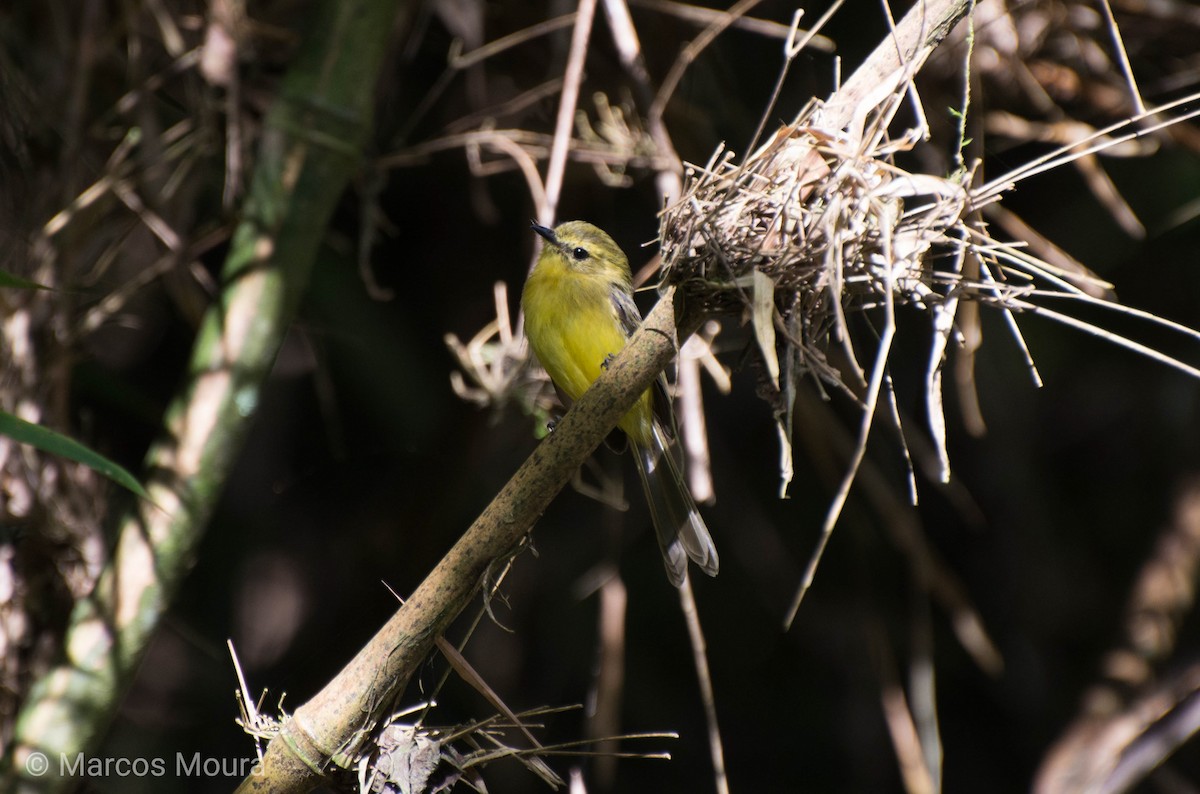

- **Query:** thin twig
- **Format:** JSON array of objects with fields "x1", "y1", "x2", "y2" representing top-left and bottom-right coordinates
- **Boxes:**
[
  {"x1": 630, "y1": 0, "x2": 835, "y2": 51},
  {"x1": 1097, "y1": 0, "x2": 1145, "y2": 115},
  {"x1": 785, "y1": 264, "x2": 897, "y2": 627},
  {"x1": 650, "y1": 0, "x2": 763, "y2": 125},
  {"x1": 679, "y1": 576, "x2": 728, "y2": 794},
  {"x1": 540, "y1": 0, "x2": 600, "y2": 226}
]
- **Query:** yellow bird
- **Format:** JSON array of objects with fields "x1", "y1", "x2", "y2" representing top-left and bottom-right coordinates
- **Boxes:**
[{"x1": 521, "y1": 220, "x2": 719, "y2": 586}]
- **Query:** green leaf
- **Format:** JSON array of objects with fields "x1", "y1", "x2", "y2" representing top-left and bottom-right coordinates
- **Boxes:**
[
  {"x1": 0, "y1": 270, "x2": 52, "y2": 290},
  {"x1": 0, "y1": 411, "x2": 147, "y2": 498}
]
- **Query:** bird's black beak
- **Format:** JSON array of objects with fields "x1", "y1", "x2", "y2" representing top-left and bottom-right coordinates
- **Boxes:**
[{"x1": 530, "y1": 221, "x2": 557, "y2": 245}]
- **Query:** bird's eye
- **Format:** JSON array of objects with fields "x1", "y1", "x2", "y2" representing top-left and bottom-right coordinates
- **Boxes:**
[{"x1": 572, "y1": 246, "x2": 590, "y2": 261}]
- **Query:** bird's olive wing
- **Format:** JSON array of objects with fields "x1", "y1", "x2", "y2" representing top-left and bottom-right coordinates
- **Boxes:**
[{"x1": 610, "y1": 288, "x2": 642, "y2": 339}]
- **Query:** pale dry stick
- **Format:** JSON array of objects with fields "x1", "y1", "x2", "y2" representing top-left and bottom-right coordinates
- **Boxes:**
[
  {"x1": 909, "y1": 597, "x2": 943, "y2": 793},
  {"x1": 1006, "y1": 300, "x2": 1200, "y2": 381},
  {"x1": 1073, "y1": 152, "x2": 1145, "y2": 238},
  {"x1": 986, "y1": 112, "x2": 1151, "y2": 236},
  {"x1": 228, "y1": 640, "x2": 276, "y2": 760},
  {"x1": 921, "y1": 239, "x2": 969, "y2": 484},
  {"x1": 820, "y1": 194, "x2": 866, "y2": 390},
  {"x1": 876, "y1": 0, "x2": 933, "y2": 148},
  {"x1": 443, "y1": 233, "x2": 535, "y2": 413},
  {"x1": 512, "y1": 0, "x2": 600, "y2": 369},
  {"x1": 448, "y1": 13, "x2": 577, "y2": 71},
  {"x1": 873, "y1": 624, "x2": 937, "y2": 794},
  {"x1": 679, "y1": 576, "x2": 728, "y2": 794},
  {"x1": 380, "y1": 128, "x2": 671, "y2": 171},
  {"x1": 881, "y1": 361, "x2": 919, "y2": 506},
  {"x1": 110, "y1": 180, "x2": 183, "y2": 251},
  {"x1": 445, "y1": 79, "x2": 563, "y2": 134},
  {"x1": 223, "y1": 69, "x2": 244, "y2": 208},
  {"x1": 1020, "y1": 289, "x2": 1200, "y2": 348},
  {"x1": 601, "y1": 0, "x2": 683, "y2": 204},
  {"x1": 79, "y1": 241, "x2": 150, "y2": 317},
  {"x1": 387, "y1": 559, "x2": 563, "y2": 786},
  {"x1": 458, "y1": 721, "x2": 675, "y2": 766},
  {"x1": 982, "y1": 202, "x2": 1113, "y2": 299},
  {"x1": 953, "y1": 294, "x2": 987, "y2": 437},
  {"x1": 973, "y1": 257, "x2": 1045, "y2": 388},
  {"x1": 966, "y1": 238, "x2": 1099, "y2": 297},
  {"x1": 583, "y1": 572, "x2": 627, "y2": 790},
  {"x1": 435, "y1": 638, "x2": 562, "y2": 785},
  {"x1": 925, "y1": 233, "x2": 969, "y2": 484},
  {"x1": 989, "y1": 281, "x2": 1200, "y2": 384},
  {"x1": 81, "y1": 225, "x2": 229, "y2": 334},
  {"x1": 42, "y1": 128, "x2": 142, "y2": 237},
  {"x1": 200, "y1": 0, "x2": 246, "y2": 207},
  {"x1": 539, "y1": 0, "x2": 600, "y2": 228},
  {"x1": 1097, "y1": 0, "x2": 1146, "y2": 115},
  {"x1": 395, "y1": 18, "x2": 578, "y2": 156},
  {"x1": 743, "y1": 0, "x2": 845, "y2": 158},
  {"x1": 630, "y1": 0, "x2": 835, "y2": 50},
  {"x1": 479, "y1": 131, "x2": 550, "y2": 216},
  {"x1": 969, "y1": 228, "x2": 1200, "y2": 373},
  {"x1": 880, "y1": 685, "x2": 936, "y2": 794},
  {"x1": 974, "y1": 91, "x2": 1200, "y2": 201},
  {"x1": 815, "y1": 0, "x2": 971, "y2": 133},
  {"x1": 357, "y1": 168, "x2": 396, "y2": 301},
  {"x1": 677, "y1": 332, "x2": 722, "y2": 503},
  {"x1": 784, "y1": 240, "x2": 899, "y2": 628},
  {"x1": 112, "y1": 48, "x2": 202, "y2": 117},
  {"x1": 144, "y1": 0, "x2": 186, "y2": 55},
  {"x1": 41, "y1": 117, "x2": 197, "y2": 250},
  {"x1": 790, "y1": 388, "x2": 1003, "y2": 674},
  {"x1": 649, "y1": 0, "x2": 764, "y2": 125},
  {"x1": 600, "y1": 0, "x2": 720, "y2": 501},
  {"x1": 983, "y1": 112, "x2": 1155, "y2": 156}
]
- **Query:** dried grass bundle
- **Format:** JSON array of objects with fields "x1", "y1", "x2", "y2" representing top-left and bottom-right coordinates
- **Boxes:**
[
  {"x1": 662, "y1": 101, "x2": 969, "y2": 392},
  {"x1": 661, "y1": 76, "x2": 1200, "y2": 495},
  {"x1": 657, "y1": 64, "x2": 1200, "y2": 620}
]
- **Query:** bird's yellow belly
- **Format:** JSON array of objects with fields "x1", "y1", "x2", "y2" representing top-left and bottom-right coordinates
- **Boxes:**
[{"x1": 524, "y1": 274, "x2": 652, "y2": 442}]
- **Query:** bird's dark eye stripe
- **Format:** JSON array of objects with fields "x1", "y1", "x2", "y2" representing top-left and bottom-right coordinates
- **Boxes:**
[{"x1": 572, "y1": 246, "x2": 590, "y2": 261}]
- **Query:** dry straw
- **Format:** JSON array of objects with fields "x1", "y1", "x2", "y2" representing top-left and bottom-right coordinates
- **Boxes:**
[
  {"x1": 657, "y1": 62, "x2": 1200, "y2": 622},
  {"x1": 661, "y1": 77, "x2": 1200, "y2": 495}
]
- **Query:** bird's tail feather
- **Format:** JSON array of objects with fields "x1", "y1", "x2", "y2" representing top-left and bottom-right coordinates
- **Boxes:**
[{"x1": 632, "y1": 422, "x2": 719, "y2": 587}]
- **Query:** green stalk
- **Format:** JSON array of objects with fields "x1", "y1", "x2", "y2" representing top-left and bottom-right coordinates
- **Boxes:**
[{"x1": 5, "y1": 1, "x2": 406, "y2": 790}]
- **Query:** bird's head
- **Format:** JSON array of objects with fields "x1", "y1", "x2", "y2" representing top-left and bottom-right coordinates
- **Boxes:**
[{"x1": 531, "y1": 220, "x2": 631, "y2": 283}]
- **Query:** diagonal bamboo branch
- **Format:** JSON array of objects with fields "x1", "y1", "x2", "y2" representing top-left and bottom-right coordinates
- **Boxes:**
[{"x1": 236, "y1": 288, "x2": 702, "y2": 792}]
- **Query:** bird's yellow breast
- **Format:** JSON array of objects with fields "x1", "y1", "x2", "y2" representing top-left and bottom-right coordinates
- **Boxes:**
[{"x1": 522, "y1": 258, "x2": 652, "y2": 442}]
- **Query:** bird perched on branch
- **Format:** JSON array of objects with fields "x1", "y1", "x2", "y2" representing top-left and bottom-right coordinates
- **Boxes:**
[{"x1": 521, "y1": 220, "x2": 719, "y2": 587}]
